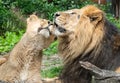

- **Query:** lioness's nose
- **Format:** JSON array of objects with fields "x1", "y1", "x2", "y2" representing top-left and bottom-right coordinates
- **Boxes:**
[{"x1": 54, "y1": 12, "x2": 60, "y2": 17}]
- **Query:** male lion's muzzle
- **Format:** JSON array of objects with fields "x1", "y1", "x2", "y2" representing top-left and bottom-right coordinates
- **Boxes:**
[{"x1": 54, "y1": 22, "x2": 66, "y2": 33}]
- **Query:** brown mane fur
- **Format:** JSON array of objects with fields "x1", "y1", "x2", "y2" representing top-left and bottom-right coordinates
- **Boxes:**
[
  {"x1": 0, "y1": 15, "x2": 54, "y2": 83},
  {"x1": 53, "y1": 5, "x2": 120, "y2": 83}
]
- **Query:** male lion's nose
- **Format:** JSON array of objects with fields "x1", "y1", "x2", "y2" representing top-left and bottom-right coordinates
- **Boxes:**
[
  {"x1": 54, "y1": 12, "x2": 60, "y2": 17},
  {"x1": 58, "y1": 27, "x2": 66, "y2": 33}
]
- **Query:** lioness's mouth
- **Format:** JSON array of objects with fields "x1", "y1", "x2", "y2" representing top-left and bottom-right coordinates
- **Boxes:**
[
  {"x1": 38, "y1": 23, "x2": 53, "y2": 34},
  {"x1": 54, "y1": 22, "x2": 66, "y2": 33}
]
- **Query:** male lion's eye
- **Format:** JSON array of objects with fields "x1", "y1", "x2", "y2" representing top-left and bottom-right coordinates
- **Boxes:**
[
  {"x1": 78, "y1": 15, "x2": 80, "y2": 19},
  {"x1": 71, "y1": 12, "x2": 76, "y2": 14}
]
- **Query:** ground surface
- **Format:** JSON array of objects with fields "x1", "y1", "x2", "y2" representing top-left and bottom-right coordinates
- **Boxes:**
[
  {"x1": 42, "y1": 54, "x2": 62, "y2": 70},
  {"x1": 0, "y1": 53, "x2": 62, "y2": 78},
  {"x1": 41, "y1": 54, "x2": 62, "y2": 78}
]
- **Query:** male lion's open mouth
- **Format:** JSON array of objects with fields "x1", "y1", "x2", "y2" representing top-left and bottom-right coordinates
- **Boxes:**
[{"x1": 54, "y1": 22, "x2": 66, "y2": 33}]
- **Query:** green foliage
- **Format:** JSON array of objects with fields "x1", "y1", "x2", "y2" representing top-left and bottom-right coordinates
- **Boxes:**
[
  {"x1": 9, "y1": 0, "x2": 91, "y2": 20},
  {"x1": 107, "y1": 13, "x2": 120, "y2": 28},
  {"x1": 0, "y1": 31, "x2": 24, "y2": 53},
  {"x1": 41, "y1": 66, "x2": 62, "y2": 78},
  {"x1": 43, "y1": 41, "x2": 58, "y2": 56},
  {"x1": 0, "y1": 1, "x2": 26, "y2": 34}
]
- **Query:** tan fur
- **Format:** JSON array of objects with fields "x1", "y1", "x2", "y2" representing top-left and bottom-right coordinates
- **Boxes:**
[
  {"x1": 0, "y1": 54, "x2": 9, "y2": 65},
  {"x1": 0, "y1": 58, "x2": 7, "y2": 65},
  {"x1": 0, "y1": 15, "x2": 54, "y2": 83},
  {"x1": 115, "y1": 67, "x2": 120, "y2": 73}
]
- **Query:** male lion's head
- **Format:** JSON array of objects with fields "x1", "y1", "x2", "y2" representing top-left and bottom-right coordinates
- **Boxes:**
[{"x1": 53, "y1": 5, "x2": 105, "y2": 62}]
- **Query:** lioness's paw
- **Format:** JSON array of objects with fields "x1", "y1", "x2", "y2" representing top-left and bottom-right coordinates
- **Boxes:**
[
  {"x1": 0, "y1": 58, "x2": 7, "y2": 65},
  {"x1": 39, "y1": 29, "x2": 50, "y2": 38}
]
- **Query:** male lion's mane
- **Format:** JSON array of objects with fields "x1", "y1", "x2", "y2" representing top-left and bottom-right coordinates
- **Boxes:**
[{"x1": 55, "y1": 6, "x2": 120, "y2": 83}]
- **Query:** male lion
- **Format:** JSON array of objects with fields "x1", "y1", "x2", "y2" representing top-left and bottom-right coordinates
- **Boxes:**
[
  {"x1": 0, "y1": 15, "x2": 55, "y2": 83},
  {"x1": 52, "y1": 5, "x2": 120, "y2": 83}
]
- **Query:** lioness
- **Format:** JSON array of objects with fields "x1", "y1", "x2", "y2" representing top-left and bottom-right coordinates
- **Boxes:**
[{"x1": 0, "y1": 15, "x2": 55, "y2": 83}]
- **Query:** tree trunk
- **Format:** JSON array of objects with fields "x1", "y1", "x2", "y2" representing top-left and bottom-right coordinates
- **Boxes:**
[
  {"x1": 112, "y1": 0, "x2": 120, "y2": 19},
  {"x1": 92, "y1": 0, "x2": 107, "y2": 4},
  {"x1": 80, "y1": 61, "x2": 120, "y2": 83}
]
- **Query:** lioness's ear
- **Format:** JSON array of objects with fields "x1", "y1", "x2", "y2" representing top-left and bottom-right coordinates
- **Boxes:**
[
  {"x1": 88, "y1": 10, "x2": 104, "y2": 24},
  {"x1": 27, "y1": 14, "x2": 39, "y2": 23}
]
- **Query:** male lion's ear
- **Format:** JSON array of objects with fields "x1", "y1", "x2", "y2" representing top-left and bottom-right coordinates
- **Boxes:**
[
  {"x1": 27, "y1": 14, "x2": 39, "y2": 23},
  {"x1": 88, "y1": 10, "x2": 104, "y2": 24}
]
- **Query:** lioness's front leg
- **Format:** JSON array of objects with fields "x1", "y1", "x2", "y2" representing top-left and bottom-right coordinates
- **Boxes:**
[
  {"x1": 42, "y1": 77, "x2": 61, "y2": 83},
  {"x1": 0, "y1": 54, "x2": 9, "y2": 65}
]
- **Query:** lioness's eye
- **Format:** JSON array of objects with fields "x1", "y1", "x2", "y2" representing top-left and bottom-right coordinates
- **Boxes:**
[{"x1": 48, "y1": 21, "x2": 50, "y2": 24}]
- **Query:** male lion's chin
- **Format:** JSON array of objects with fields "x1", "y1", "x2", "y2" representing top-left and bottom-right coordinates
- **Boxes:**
[
  {"x1": 54, "y1": 30, "x2": 66, "y2": 37},
  {"x1": 54, "y1": 22, "x2": 66, "y2": 32},
  {"x1": 53, "y1": 28, "x2": 73, "y2": 37},
  {"x1": 53, "y1": 22, "x2": 73, "y2": 37}
]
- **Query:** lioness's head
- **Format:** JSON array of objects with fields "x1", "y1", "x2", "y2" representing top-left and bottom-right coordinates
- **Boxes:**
[
  {"x1": 26, "y1": 14, "x2": 55, "y2": 48},
  {"x1": 53, "y1": 5, "x2": 105, "y2": 60}
]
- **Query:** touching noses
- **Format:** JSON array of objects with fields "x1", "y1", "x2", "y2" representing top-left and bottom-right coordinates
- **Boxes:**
[{"x1": 54, "y1": 12, "x2": 60, "y2": 17}]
